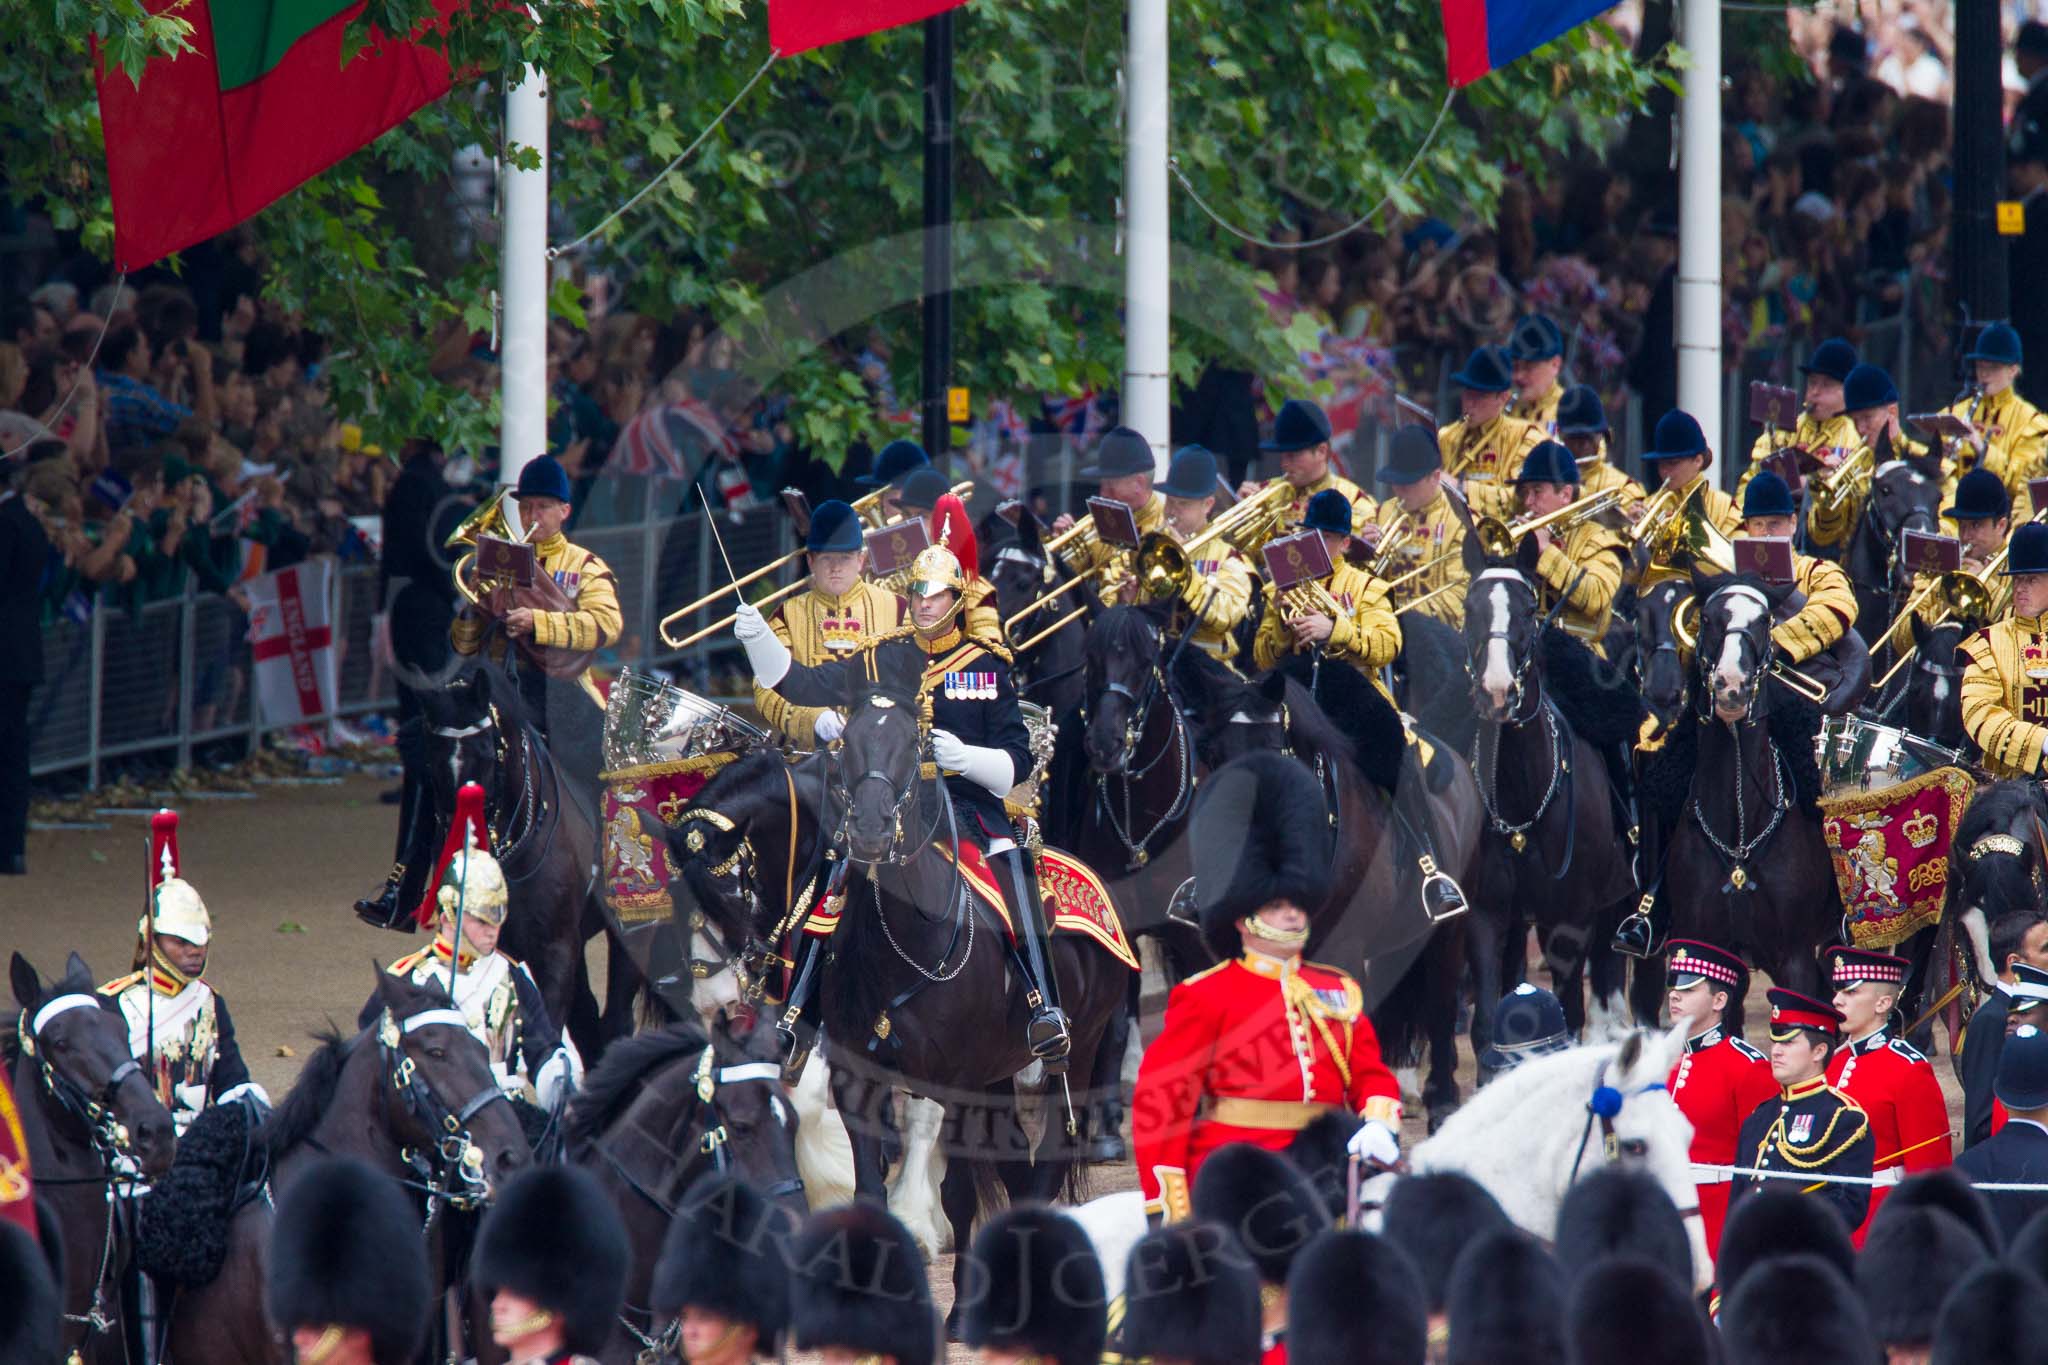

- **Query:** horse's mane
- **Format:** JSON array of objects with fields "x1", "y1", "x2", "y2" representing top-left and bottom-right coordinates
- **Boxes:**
[
  {"x1": 695, "y1": 745, "x2": 789, "y2": 800},
  {"x1": 255, "y1": 1028, "x2": 352, "y2": 1157},
  {"x1": 1957, "y1": 780, "x2": 2048, "y2": 849},
  {"x1": 563, "y1": 1020, "x2": 710, "y2": 1147}
]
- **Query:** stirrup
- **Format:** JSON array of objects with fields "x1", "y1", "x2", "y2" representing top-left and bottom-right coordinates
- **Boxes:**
[
  {"x1": 1028, "y1": 1006, "x2": 1072, "y2": 1071},
  {"x1": 1417, "y1": 855, "x2": 1468, "y2": 924},
  {"x1": 1611, "y1": 901, "x2": 1661, "y2": 960}
]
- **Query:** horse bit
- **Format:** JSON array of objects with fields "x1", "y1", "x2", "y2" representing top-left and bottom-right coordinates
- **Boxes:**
[{"x1": 377, "y1": 1007, "x2": 512, "y2": 1224}]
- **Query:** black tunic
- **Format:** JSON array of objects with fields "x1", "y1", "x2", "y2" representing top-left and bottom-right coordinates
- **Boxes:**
[
  {"x1": 1729, "y1": 1076, "x2": 1875, "y2": 1233},
  {"x1": 1959, "y1": 990, "x2": 2012, "y2": 1151},
  {"x1": 774, "y1": 629, "x2": 1033, "y2": 844}
]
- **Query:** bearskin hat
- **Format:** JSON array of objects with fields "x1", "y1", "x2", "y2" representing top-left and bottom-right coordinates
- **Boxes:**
[
  {"x1": 1283, "y1": 1110, "x2": 1364, "y2": 1221},
  {"x1": 1192, "y1": 752, "x2": 1334, "y2": 961},
  {"x1": 0, "y1": 1220, "x2": 58, "y2": 1365},
  {"x1": 1874, "y1": 1167, "x2": 2003, "y2": 1253},
  {"x1": 1192, "y1": 1142, "x2": 1330, "y2": 1286},
  {"x1": 1445, "y1": 1228, "x2": 1566, "y2": 1365},
  {"x1": 266, "y1": 1158, "x2": 432, "y2": 1365},
  {"x1": 1120, "y1": 1222, "x2": 1261, "y2": 1365},
  {"x1": 961, "y1": 1203, "x2": 1107, "y2": 1365},
  {"x1": 1380, "y1": 1172, "x2": 1510, "y2": 1313},
  {"x1": 1931, "y1": 1262, "x2": 2048, "y2": 1365},
  {"x1": 651, "y1": 1176, "x2": 793, "y2": 1347},
  {"x1": 472, "y1": 1166, "x2": 630, "y2": 1355},
  {"x1": 1285, "y1": 1229, "x2": 1426, "y2": 1365},
  {"x1": 1721, "y1": 1254, "x2": 1875, "y2": 1365},
  {"x1": 1565, "y1": 1256, "x2": 1708, "y2": 1365},
  {"x1": 1715, "y1": 1187, "x2": 1854, "y2": 1304},
  {"x1": 790, "y1": 1203, "x2": 937, "y2": 1365},
  {"x1": 1552, "y1": 1169, "x2": 1692, "y2": 1289},
  {"x1": 2013, "y1": 1206, "x2": 2048, "y2": 1285},
  {"x1": 1854, "y1": 1206, "x2": 1990, "y2": 1348}
]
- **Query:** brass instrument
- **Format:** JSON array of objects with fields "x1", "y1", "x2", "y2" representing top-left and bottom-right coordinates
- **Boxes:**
[
  {"x1": 1809, "y1": 445, "x2": 1875, "y2": 521},
  {"x1": 1397, "y1": 576, "x2": 1465, "y2": 617},
  {"x1": 1366, "y1": 511, "x2": 1416, "y2": 578},
  {"x1": 1470, "y1": 487, "x2": 1625, "y2": 561},
  {"x1": 446, "y1": 487, "x2": 531, "y2": 607},
  {"x1": 1280, "y1": 578, "x2": 1347, "y2": 624},
  {"x1": 1872, "y1": 555, "x2": 2006, "y2": 690},
  {"x1": 1670, "y1": 593, "x2": 1831, "y2": 703},
  {"x1": 658, "y1": 481, "x2": 971, "y2": 649},
  {"x1": 1631, "y1": 482, "x2": 1738, "y2": 584},
  {"x1": 1380, "y1": 546, "x2": 1463, "y2": 597},
  {"x1": 853, "y1": 477, "x2": 976, "y2": 529}
]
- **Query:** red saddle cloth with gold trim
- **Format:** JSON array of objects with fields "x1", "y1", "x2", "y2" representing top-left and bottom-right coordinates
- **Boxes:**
[{"x1": 936, "y1": 842, "x2": 1140, "y2": 971}]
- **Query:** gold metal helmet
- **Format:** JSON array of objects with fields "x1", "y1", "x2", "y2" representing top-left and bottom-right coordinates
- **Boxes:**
[
  {"x1": 436, "y1": 849, "x2": 510, "y2": 927},
  {"x1": 906, "y1": 543, "x2": 968, "y2": 635},
  {"x1": 139, "y1": 878, "x2": 211, "y2": 947}
]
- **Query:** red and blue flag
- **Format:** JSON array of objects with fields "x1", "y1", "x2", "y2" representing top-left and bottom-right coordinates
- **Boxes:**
[{"x1": 1440, "y1": 0, "x2": 1616, "y2": 86}]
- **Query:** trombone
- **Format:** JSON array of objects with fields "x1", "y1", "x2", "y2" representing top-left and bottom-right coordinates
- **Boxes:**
[
  {"x1": 658, "y1": 480, "x2": 972, "y2": 649},
  {"x1": 1669, "y1": 593, "x2": 1832, "y2": 703},
  {"x1": 1872, "y1": 557, "x2": 2006, "y2": 690},
  {"x1": 1469, "y1": 487, "x2": 1625, "y2": 561}
]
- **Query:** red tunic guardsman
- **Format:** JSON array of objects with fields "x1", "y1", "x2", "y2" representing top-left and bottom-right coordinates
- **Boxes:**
[
  {"x1": 1662, "y1": 939, "x2": 1777, "y2": 1259},
  {"x1": 1132, "y1": 751, "x2": 1401, "y2": 1221},
  {"x1": 1826, "y1": 946, "x2": 1954, "y2": 1244}
]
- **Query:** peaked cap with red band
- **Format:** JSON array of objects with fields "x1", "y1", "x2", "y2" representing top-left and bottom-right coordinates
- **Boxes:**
[{"x1": 1767, "y1": 988, "x2": 1845, "y2": 1042}]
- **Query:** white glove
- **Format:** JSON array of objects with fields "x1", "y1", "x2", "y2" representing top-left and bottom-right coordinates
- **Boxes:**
[
  {"x1": 931, "y1": 729, "x2": 1015, "y2": 797},
  {"x1": 733, "y1": 602, "x2": 791, "y2": 686},
  {"x1": 534, "y1": 1046, "x2": 577, "y2": 1111},
  {"x1": 490, "y1": 1060, "x2": 529, "y2": 1100},
  {"x1": 1347, "y1": 1118, "x2": 1401, "y2": 1166},
  {"x1": 814, "y1": 710, "x2": 845, "y2": 744},
  {"x1": 215, "y1": 1081, "x2": 272, "y2": 1116}
]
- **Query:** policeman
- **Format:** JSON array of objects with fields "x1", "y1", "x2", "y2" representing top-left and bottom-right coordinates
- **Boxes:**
[
  {"x1": 1810, "y1": 364, "x2": 1929, "y2": 552},
  {"x1": 99, "y1": 813, "x2": 264, "y2": 1134},
  {"x1": 366, "y1": 811, "x2": 579, "y2": 1110},
  {"x1": 1953, "y1": 1020, "x2": 2048, "y2": 1243},
  {"x1": 267, "y1": 1158, "x2": 434, "y2": 1365},
  {"x1": 1512, "y1": 440, "x2": 1628, "y2": 652},
  {"x1": 961, "y1": 1204, "x2": 1108, "y2": 1365},
  {"x1": 448, "y1": 452, "x2": 624, "y2": 722},
  {"x1": 1735, "y1": 470, "x2": 1860, "y2": 668},
  {"x1": 751, "y1": 498, "x2": 906, "y2": 748},
  {"x1": 1236, "y1": 398, "x2": 1376, "y2": 535},
  {"x1": 1054, "y1": 425, "x2": 1165, "y2": 570},
  {"x1": 1886, "y1": 468, "x2": 2012, "y2": 658},
  {"x1": 1660, "y1": 939, "x2": 1777, "y2": 1260},
  {"x1": 1960, "y1": 521, "x2": 2048, "y2": 778},
  {"x1": 472, "y1": 1166, "x2": 630, "y2": 1365},
  {"x1": 1943, "y1": 323, "x2": 2048, "y2": 515},
  {"x1": 1478, "y1": 983, "x2": 1573, "y2": 1075},
  {"x1": 1825, "y1": 946, "x2": 1953, "y2": 1242},
  {"x1": 1737, "y1": 336, "x2": 1860, "y2": 506},
  {"x1": 790, "y1": 1204, "x2": 939, "y2": 1365},
  {"x1": 1640, "y1": 409, "x2": 1742, "y2": 538},
  {"x1": 1729, "y1": 988, "x2": 1876, "y2": 1232},
  {"x1": 733, "y1": 542, "x2": 1069, "y2": 1065},
  {"x1": 1439, "y1": 346, "x2": 1545, "y2": 522},
  {"x1": 856, "y1": 437, "x2": 933, "y2": 526},
  {"x1": 1131, "y1": 752, "x2": 1402, "y2": 1225},
  {"x1": 1555, "y1": 384, "x2": 1647, "y2": 514},
  {"x1": 1506, "y1": 314, "x2": 1567, "y2": 433},
  {"x1": 1252, "y1": 489, "x2": 1400, "y2": 676},
  {"x1": 1365, "y1": 425, "x2": 1469, "y2": 627},
  {"x1": 651, "y1": 1176, "x2": 793, "y2": 1365},
  {"x1": 1960, "y1": 923, "x2": 2048, "y2": 1149},
  {"x1": 1140, "y1": 445, "x2": 1254, "y2": 663}
]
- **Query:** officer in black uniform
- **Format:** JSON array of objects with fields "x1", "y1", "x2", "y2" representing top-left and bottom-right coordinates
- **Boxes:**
[
  {"x1": 732, "y1": 539, "x2": 1070, "y2": 1066},
  {"x1": 355, "y1": 438, "x2": 464, "y2": 928},
  {"x1": 1962, "y1": 952, "x2": 2048, "y2": 1149},
  {"x1": 1730, "y1": 987, "x2": 1876, "y2": 1232}
]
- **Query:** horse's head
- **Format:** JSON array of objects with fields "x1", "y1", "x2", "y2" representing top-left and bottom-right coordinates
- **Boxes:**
[
  {"x1": 1865, "y1": 456, "x2": 1944, "y2": 593},
  {"x1": 1083, "y1": 605, "x2": 1168, "y2": 774},
  {"x1": 1597, "y1": 1025, "x2": 1709, "y2": 1294},
  {"x1": 9, "y1": 952, "x2": 175, "y2": 1177},
  {"x1": 1464, "y1": 568, "x2": 1541, "y2": 722},
  {"x1": 370, "y1": 967, "x2": 531, "y2": 1198},
  {"x1": 1693, "y1": 574, "x2": 1793, "y2": 724},
  {"x1": 1952, "y1": 785, "x2": 2048, "y2": 985},
  {"x1": 1195, "y1": 669, "x2": 1292, "y2": 770},
  {"x1": 1632, "y1": 579, "x2": 1690, "y2": 728},
  {"x1": 702, "y1": 1014, "x2": 806, "y2": 1218},
  {"x1": 984, "y1": 515, "x2": 1054, "y2": 627},
  {"x1": 421, "y1": 664, "x2": 517, "y2": 817},
  {"x1": 1904, "y1": 617, "x2": 1969, "y2": 751},
  {"x1": 835, "y1": 683, "x2": 928, "y2": 864}
]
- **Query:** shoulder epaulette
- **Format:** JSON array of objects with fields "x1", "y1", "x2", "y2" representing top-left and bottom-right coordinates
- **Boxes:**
[
  {"x1": 1729, "y1": 1036, "x2": 1767, "y2": 1062},
  {"x1": 1180, "y1": 960, "x2": 1232, "y2": 987},
  {"x1": 98, "y1": 972, "x2": 144, "y2": 997},
  {"x1": 1825, "y1": 1085, "x2": 1868, "y2": 1116},
  {"x1": 963, "y1": 633, "x2": 1014, "y2": 664},
  {"x1": 388, "y1": 948, "x2": 432, "y2": 976},
  {"x1": 1887, "y1": 1037, "x2": 1930, "y2": 1064}
]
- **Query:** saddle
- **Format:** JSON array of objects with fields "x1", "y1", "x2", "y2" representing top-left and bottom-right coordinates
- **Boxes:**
[{"x1": 135, "y1": 1099, "x2": 270, "y2": 1288}]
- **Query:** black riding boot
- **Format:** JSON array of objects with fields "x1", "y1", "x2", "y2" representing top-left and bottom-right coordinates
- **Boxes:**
[
  {"x1": 354, "y1": 751, "x2": 433, "y2": 932},
  {"x1": 1391, "y1": 740, "x2": 1468, "y2": 923},
  {"x1": 992, "y1": 847, "x2": 1072, "y2": 1071},
  {"x1": 775, "y1": 934, "x2": 828, "y2": 1085},
  {"x1": 1612, "y1": 810, "x2": 1667, "y2": 959}
]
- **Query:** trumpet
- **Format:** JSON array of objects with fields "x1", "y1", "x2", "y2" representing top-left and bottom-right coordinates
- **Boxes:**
[
  {"x1": 1470, "y1": 487, "x2": 1625, "y2": 561},
  {"x1": 1280, "y1": 578, "x2": 1347, "y2": 623},
  {"x1": 1809, "y1": 445, "x2": 1875, "y2": 521},
  {"x1": 1670, "y1": 593, "x2": 1832, "y2": 703},
  {"x1": 658, "y1": 480, "x2": 973, "y2": 649}
]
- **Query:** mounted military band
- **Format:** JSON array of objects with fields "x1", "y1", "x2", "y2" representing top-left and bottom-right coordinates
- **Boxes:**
[
  {"x1": 1960, "y1": 520, "x2": 2048, "y2": 778},
  {"x1": 1555, "y1": 384, "x2": 1647, "y2": 516},
  {"x1": 1366, "y1": 425, "x2": 1470, "y2": 626},
  {"x1": 1439, "y1": 345, "x2": 1546, "y2": 523},
  {"x1": 1736, "y1": 335, "x2": 1860, "y2": 508},
  {"x1": 1939, "y1": 323, "x2": 2048, "y2": 522},
  {"x1": 1237, "y1": 398, "x2": 1378, "y2": 536},
  {"x1": 1505, "y1": 313, "x2": 1566, "y2": 435}
]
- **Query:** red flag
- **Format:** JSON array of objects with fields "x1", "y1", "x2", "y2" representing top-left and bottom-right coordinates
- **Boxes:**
[
  {"x1": 94, "y1": 0, "x2": 457, "y2": 272},
  {"x1": 769, "y1": 0, "x2": 967, "y2": 55}
]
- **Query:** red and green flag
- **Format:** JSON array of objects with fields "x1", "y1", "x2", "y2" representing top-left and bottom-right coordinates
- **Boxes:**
[{"x1": 96, "y1": 0, "x2": 457, "y2": 272}]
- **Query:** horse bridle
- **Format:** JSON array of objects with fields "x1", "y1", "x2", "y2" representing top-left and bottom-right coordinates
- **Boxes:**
[
  {"x1": 1566, "y1": 1059, "x2": 1685, "y2": 1207},
  {"x1": 1085, "y1": 629, "x2": 1196, "y2": 867},
  {"x1": 829, "y1": 702, "x2": 939, "y2": 867},
  {"x1": 1693, "y1": 583, "x2": 1775, "y2": 724},
  {"x1": 376, "y1": 1007, "x2": 513, "y2": 1218},
  {"x1": 1465, "y1": 568, "x2": 1560, "y2": 727},
  {"x1": 433, "y1": 704, "x2": 565, "y2": 882},
  {"x1": 18, "y1": 995, "x2": 145, "y2": 1164}
]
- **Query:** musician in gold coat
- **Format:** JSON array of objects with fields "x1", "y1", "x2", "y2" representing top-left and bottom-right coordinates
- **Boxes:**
[
  {"x1": 751, "y1": 500, "x2": 906, "y2": 747},
  {"x1": 1738, "y1": 471, "x2": 1859, "y2": 666},
  {"x1": 1506, "y1": 314, "x2": 1567, "y2": 434},
  {"x1": 1885, "y1": 469, "x2": 2012, "y2": 658},
  {"x1": 1236, "y1": 398, "x2": 1376, "y2": 536},
  {"x1": 1513, "y1": 442, "x2": 1627, "y2": 653},
  {"x1": 1736, "y1": 337, "x2": 1860, "y2": 506},
  {"x1": 1640, "y1": 409, "x2": 1742, "y2": 541},
  {"x1": 1361, "y1": 425, "x2": 1470, "y2": 627},
  {"x1": 1556, "y1": 386, "x2": 1646, "y2": 515},
  {"x1": 1053, "y1": 425, "x2": 1165, "y2": 591},
  {"x1": 1252, "y1": 490, "x2": 1401, "y2": 677},
  {"x1": 1810, "y1": 364, "x2": 1931, "y2": 552},
  {"x1": 1961, "y1": 521, "x2": 2048, "y2": 779},
  {"x1": 1108, "y1": 446, "x2": 1252, "y2": 664},
  {"x1": 1439, "y1": 346, "x2": 1546, "y2": 522},
  {"x1": 1942, "y1": 324, "x2": 2048, "y2": 523}
]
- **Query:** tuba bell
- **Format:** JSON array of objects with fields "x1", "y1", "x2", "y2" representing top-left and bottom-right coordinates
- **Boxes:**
[
  {"x1": 1633, "y1": 482, "x2": 1738, "y2": 585},
  {"x1": 445, "y1": 487, "x2": 529, "y2": 607}
]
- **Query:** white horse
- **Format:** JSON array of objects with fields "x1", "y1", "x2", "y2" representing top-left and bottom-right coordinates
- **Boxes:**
[{"x1": 1072, "y1": 1025, "x2": 1708, "y2": 1298}]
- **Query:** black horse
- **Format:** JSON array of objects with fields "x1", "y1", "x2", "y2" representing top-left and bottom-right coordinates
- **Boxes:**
[
  {"x1": 1932, "y1": 782, "x2": 2048, "y2": 1028},
  {"x1": 161, "y1": 968, "x2": 533, "y2": 1365},
  {"x1": 1875, "y1": 616, "x2": 1972, "y2": 754},
  {"x1": 567, "y1": 1015, "x2": 805, "y2": 1364},
  {"x1": 420, "y1": 663, "x2": 645, "y2": 1063},
  {"x1": 1461, "y1": 568, "x2": 1640, "y2": 1048},
  {"x1": 1634, "y1": 578, "x2": 1694, "y2": 739},
  {"x1": 7, "y1": 953, "x2": 176, "y2": 1365},
  {"x1": 982, "y1": 512, "x2": 1089, "y2": 719},
  {"x1": 663, "y1": 723, "x2": 1129, "y2": 1322},
  {"x1": 1838, "y1": 454, "x2": 1944, "y2": 664},
  {"x1": 1639, "y1": 574, "x2": 1839, "y2": 1027}
]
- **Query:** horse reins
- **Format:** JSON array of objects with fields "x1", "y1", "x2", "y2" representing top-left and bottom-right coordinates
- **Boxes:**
[{"x1": 373, "y1": 1007, "x2": 514, "y2": 1223}]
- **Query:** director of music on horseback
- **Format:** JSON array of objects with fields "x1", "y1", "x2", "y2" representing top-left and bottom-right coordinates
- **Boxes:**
[{"x1": 730, "y1": 538, "x2": 1073, "y2": 1065}]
